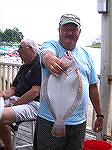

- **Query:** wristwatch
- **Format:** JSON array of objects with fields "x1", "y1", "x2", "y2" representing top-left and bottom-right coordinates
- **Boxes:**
[{"x1": 96, "y1": 114, "x2": 104, "y2": 118}]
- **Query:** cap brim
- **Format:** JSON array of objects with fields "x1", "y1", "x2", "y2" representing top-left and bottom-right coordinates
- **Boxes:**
[{"x1": 60, "y1": 20, "x2": 81, "y2": 27}]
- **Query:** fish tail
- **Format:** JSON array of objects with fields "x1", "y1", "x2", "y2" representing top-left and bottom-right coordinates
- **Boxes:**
[{"x1": 51, "y1": 122, "x2": 66, "y2": 138}]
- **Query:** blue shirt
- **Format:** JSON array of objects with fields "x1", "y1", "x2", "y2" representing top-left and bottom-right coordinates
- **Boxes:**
[{"x1": 38, "y1": 40, "x2": 98, "y2": 125}]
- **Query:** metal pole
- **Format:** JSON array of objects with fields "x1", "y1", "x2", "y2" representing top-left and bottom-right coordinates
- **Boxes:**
[{"x1": 100, "y1": 0, "x2": 112, "y2": 138}]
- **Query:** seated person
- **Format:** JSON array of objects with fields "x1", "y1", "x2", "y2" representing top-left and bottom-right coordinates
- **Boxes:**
[{"x1": 0, "y1": 39, "x2": 41, "y2": 150}]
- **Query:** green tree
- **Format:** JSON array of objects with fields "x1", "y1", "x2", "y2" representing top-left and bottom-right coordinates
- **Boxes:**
[
  {"x1": 2, "y1": 27, "x2": 24, "y2": 44},
  {"x1": 3, "y1": 29, "x2": 13, "y2": 42},
  {"x1": 91, "y1": 42, "x2": 101, "y2": 48},
  {"x1": 0, "y1": 29, "x2": 3, "y2": 42}
]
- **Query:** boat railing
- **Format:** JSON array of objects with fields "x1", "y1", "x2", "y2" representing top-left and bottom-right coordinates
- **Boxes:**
[{"x1": 0, "y1": 62, "x2": 21, "y2": 91}]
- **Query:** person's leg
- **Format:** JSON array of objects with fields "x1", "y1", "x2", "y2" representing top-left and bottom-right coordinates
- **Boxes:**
[
  {"x1": 10, "y1": 101, "x2": 39, "y2": 122},
  {"x1": 0, "y1": 101, "x2": 39, "y2": 150},
  {"x1": 33, "y1": 116, "x2": 67, "y2": 150},
  {"x1": 0, "y1": 125, "x2": 12, "y2": 150},
  {"x1": 64, "y1": 121, "x2": 86, "y2": 150},
  {"x1": 0, "y1": 107, "x2": 16, "y2": 150}
]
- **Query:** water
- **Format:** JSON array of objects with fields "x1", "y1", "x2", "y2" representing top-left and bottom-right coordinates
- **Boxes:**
[
  {"x1": 0, "y1": 46, "x2": 101, "y2": 75},
  {"x1": 86, "y1": 47, "x2": 101, "y2": 75}
]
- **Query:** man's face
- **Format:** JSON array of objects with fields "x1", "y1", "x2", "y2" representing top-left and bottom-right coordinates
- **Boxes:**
[
  {"x1": 59, "y1": 23, "x2": 81, "y2": 50},
  {"x1": 18, "y1": 42, "x2": 31, "y2": 64}
]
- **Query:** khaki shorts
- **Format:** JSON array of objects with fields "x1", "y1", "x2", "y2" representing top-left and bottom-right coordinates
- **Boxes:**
[{"x1": 5, "y1": 96, "x2": 39, "y2": 122}]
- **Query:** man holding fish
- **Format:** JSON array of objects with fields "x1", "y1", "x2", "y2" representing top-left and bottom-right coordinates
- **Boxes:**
[{"x1": 33, "y1": 13, "x2": 104, "y2": 150}]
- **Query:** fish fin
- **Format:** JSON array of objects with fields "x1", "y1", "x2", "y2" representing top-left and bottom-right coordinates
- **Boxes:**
[{"x1": 51, "y1": 121, "x2": 66, "y2": 138}]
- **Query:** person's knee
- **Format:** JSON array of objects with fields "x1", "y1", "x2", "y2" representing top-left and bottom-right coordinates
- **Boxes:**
[{"x1": 0, "y1": 107, "x2": 16, "y2": 124}]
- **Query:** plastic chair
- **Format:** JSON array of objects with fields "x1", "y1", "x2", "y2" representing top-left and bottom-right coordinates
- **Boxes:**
[{"x1": 10, "y1": 120, "x2": 35, "y2": 150}]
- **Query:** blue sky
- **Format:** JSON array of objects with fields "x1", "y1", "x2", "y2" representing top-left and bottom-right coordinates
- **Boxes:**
[{"x1": 1, "y1": 0, "x2": 101, "y2": 46}]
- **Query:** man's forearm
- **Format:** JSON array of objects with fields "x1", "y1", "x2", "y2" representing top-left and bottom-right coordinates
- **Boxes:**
[
  {"x1": 89, "y1": 84, "x2": 103, "y2": 115},
  {"x1": 12, "y1": 86, "x2": 40, "y2": 106}
]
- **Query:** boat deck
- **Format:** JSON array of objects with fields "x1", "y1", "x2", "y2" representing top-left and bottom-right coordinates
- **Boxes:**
[{"x1": 11, "y1": 122, "x2": 96, "y2": 150}]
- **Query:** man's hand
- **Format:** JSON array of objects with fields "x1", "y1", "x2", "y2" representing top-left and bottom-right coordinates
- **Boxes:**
[
  {"x1": 93, "y1": 117, "x2": 103, "y2": 132},
  {"x1": 42, "y1": 52, "x2": 68, "y2": 77}
]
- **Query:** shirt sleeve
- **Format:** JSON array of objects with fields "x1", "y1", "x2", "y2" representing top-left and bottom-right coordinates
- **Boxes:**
[
  {"x1": 88, "y1": 56, "x2": 99, "y2": 85},
  {"x1": 39, "y1": 41, "x2": 57, "y2": 60}
]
